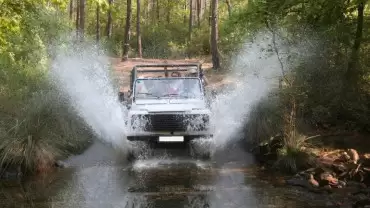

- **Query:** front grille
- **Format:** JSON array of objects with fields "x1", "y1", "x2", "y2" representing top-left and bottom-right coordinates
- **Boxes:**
[{"x1": 131, "y1": 114, "x2": 209, "y2": 131}]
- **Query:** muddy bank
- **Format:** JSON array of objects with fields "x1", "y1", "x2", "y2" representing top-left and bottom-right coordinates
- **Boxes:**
[
  {"x1": 0, "y1": 139, "x2": 93, "y2": 180},
  {"x1": 251, "y1": 134, "x2": 370, "y2": 208}
]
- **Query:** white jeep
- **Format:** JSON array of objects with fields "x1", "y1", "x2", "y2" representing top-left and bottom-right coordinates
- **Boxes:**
[{"x1": 119, "y1": 64, "x2": 213, "y2": 160}]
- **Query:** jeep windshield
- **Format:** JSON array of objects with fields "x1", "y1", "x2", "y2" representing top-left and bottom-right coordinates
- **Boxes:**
[{"x1": 134, "y1": 78, "x2": 203, "y2": 99}]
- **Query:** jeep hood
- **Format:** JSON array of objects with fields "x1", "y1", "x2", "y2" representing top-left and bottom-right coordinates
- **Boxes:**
[{"x1": 132, "y1": 99, "x2": 208, "y2": 112}]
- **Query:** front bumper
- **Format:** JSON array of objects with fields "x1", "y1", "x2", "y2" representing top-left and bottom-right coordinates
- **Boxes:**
[
  {"x1": 126, "y1": 113, "x2": 213, "y2": 141},
  {"x1": 126, "y1": 133, "x2": 213, "y2": 141},
  {"x1": 127, "y1": 129, "x2": 212, "y2": 135}
]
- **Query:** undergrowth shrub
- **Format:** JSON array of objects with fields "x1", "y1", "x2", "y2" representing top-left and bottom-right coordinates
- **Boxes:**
[
  {"x1": 0, "y1": 2, "x2": 94, "y2": 175},
  {"x1": 0, "y1": 85, "x2": 94, "y2": 175},
  {"x1": 186, "y1": 26, "x2": 211, "y2": 57},
  {"x1": 245, "y1": 94, "x2": 316, "y2": 173},
  {"x1": 102, "y1": 23, "x2": 211, "y2": 59},
  {"x1": 238, "y1": 20, "x2": 370, "y2": 172},
  {"x1": 274, "y1": 144, "x2": 315, "y2": 173},
  {"x1": 244, "y1": 93, "x2": 283, "y2": 147}
]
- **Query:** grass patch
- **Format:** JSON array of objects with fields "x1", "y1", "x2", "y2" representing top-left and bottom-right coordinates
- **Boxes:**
[
  {"x1": 244, "y1": 94, "x2": 283, "y2": 147},
  {"x1": 0, "y1": 2, "x2": 96, "y2": 176},
  {"x1": 0, "y1": 86, "x2": 94, "y2": 176},
  {"x1": 273, "y1": 135, "x2": 316, "y2": 174},
  {"x1": 245, "y1": 93, "x2": 316, "y2": 174}
]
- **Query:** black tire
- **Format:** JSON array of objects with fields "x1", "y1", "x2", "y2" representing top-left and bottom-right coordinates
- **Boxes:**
[
  {"x1": 201, "y1": 149, "x2": 212, "y2": 159},
  {"x1": 126, "y1": 149, "x2": 137, "y2": 162},
  {"x1": 189, "y1": 147, "x2": 212, "y2": 160},
  {"x1": 187, "y1": 138, "x2": 213, "y2": 160},
  {"x1": 126, "y1": 140, "x2": 152, "y2": 162},
  {"x1": 198, "y1": 146, "x2": 212, "y2": 160}
]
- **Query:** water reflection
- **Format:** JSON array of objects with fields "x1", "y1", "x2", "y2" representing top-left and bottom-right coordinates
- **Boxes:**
[
  {"x1": 126, "y1": 159, "x2": 215, "y2": 208},
  {"x1": 50, "y1": 165, "x2": 129, "y2": 207},
  {"x1": 0, "y1": 168, "x2": 75, "y2": 208}
]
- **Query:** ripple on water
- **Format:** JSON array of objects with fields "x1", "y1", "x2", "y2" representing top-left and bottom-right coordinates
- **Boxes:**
[{"x1": 131, "y1": 159, "x2": 213, "y2": 171}]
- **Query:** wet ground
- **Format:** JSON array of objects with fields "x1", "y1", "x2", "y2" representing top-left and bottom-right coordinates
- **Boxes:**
[{"x1": 0, "y1": 141, "x2": 331, "y2": 208}]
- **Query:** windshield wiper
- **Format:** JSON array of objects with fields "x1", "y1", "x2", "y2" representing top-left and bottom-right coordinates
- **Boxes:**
[
  {"x1": 162, "y1": 93, "x2": 191, "y2": 99},
  {"x1": 136, "y1": 92, "x2": 160, "y2": 99},
  {"x1": 162, "y1": 93, "x2": 180, "y2": 97}
]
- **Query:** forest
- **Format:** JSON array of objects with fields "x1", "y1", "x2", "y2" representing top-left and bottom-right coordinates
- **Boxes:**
[{"x1": 0, "y1": 0, "x2": 369, "y2": 176}]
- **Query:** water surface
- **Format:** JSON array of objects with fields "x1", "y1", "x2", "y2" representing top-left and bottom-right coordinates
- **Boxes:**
[{"x1": 0, "y1": 142, "x2": 328, "y2": 208}]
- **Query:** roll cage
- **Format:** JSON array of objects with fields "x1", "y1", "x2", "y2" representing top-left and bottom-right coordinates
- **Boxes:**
[
  {"x1": 119, "y1": 63, "x2": 205, "y2": 103},
  {"x1": 129, "y1": 63, "x2": 204, "y2": 91}
]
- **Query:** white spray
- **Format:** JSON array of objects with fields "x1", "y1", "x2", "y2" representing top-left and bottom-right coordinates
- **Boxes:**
[
  {"x1": 210, "y1": 32, "x2": 291, "y2": 149},
  {"x1": 49, "y1": 38, "x2": 129, "y2": 151},
  {"x1": 209, "y1": 29, "x2": 319, "y2": 150},
  {"x1": 47, "y1": 30, "x2": 316, "y2": 157}
]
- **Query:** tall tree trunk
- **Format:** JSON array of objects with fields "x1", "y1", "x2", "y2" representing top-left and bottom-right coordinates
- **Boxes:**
[
  {"x1": 189, "y1": 0, "x2": 193, "y2": 41},
  {"x1": 69, "y1": 0, "x2": 73, "y2": 21},
  {"x1": 96, "y1": 3, "x2": 100, "y2": 43},
  {"x1": 106, "y1": 0, "x2": 113, "y2": 38},
  {"x1": 183, "y1": 1, "x2": 187, "y2": 24},
  {"x1": 196, "y1": 0, "x2": 201, "y2": 27},
  {"x1": 122, "y1": 0, "x2": 132, "y2": 61},
  {"x1": 210, "y1": 0, "x2": 220, "y2": 69},
  {"x1": 79, "y1": 0, "x2": 85, "y2": 41},
  {"x1": 167, "y1": 10, "x2": 171, "y2": 24},
  {"x1": 137, "y1": 0, "x2": 142, "y2": 58},
  {"x1": 76, "y1": 0, "x2": 80, "y2": 35},
  {"x1": 208, "y1": 0, "x2": 211, "y2": 26},
  {"x1": 156, "y1": 0, "x2": 160, "y2": 22},
  {"x1": 146, "y1": 0, "x2": 150, "y2": 20},
  {"x1": 201, "y1": 0, "x2": 206, "y2": 19},
  {"x1": 150, "y1": 0, "x2": 155, "y2": 24},
  {"x1": 345, "y1": 1, "x2": 364, "y2": 87},
  {"x1": 225, "y1": 0, "x2": 232, "y2": 17},
  {"x1": 166, "y1": 0, "x2": 171, "y2": 24}
]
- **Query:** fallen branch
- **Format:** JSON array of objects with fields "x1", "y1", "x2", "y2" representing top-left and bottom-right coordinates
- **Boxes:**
[{"x1": 350, "y1": 163, "x2": 362, "y2": 178}]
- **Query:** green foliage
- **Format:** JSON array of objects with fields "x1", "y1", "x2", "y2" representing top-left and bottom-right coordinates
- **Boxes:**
[
  {"x1": 0, "y1": 1, "x2": 70, "y2": 98},
  {"x1": 187, "y1": 25, "x2": 211, "y2": 57},
  {"x1": 274, "y1": 144, "x2": 314, "y2": 173},
  {"x1": 139, "y1": 24, "x2": 188, "y2": 58},
  {"x1": 0, "y1": 0, "x2": 369, "y2": 175},
  {"x1": 0, "y1": 88, "x2": 92, "y2": 174},
  {"x1": 0, "y1": 1, "x2": 93, "y2": 174},
  {"x1": 234, "y1": 0, "x2": 370, "y2": 172},
  {"x1": 83, "y1": 0, "x2": 249, "y2": 58},
  {"x1": 220, "y1": 1, "x2": 266, "y2": 53},
  {"x1": 244, "y1": 93, "x2": 283, "y2": 146}
]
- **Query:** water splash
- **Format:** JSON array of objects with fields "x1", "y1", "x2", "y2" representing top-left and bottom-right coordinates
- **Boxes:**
[
  {"x1": 49, "y1": 37, "x2": 129, "y2": 151},
  {"x1": 209, "y1": 33, "x2": 289, "y2": 149},
  {"x1": 208, "y1": 29, "x2": 319, "y2": 150},
  {"x1": 132, "y1": 159, "x2": 211, "y2": 171},
  {"x1": 46, "y1": 30, "x2": 317, "y2": 159}
]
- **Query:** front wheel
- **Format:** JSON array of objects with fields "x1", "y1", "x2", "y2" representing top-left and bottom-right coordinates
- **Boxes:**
[
  {"x1": 126, "y1": 141, "x2": 152, "y2": 162},
  {"x1": 187, "y1": 137, "x2": 214, "y2": 160},
  {"x1": 126, "y1": 149, "x2": 136, "y2": 162}
]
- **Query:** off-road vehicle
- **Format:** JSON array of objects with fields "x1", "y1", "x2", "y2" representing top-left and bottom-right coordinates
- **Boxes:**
[{"x1": 118, "y1": 63, "x2": 213, "y2": 160}]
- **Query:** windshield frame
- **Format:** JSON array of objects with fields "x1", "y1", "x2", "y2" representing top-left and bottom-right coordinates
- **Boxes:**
[{"x1": 132, "y1": 77, "x2": 205, "y2": 101}]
